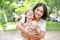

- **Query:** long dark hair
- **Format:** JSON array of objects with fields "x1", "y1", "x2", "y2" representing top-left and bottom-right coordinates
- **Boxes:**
[{"x1": 33, "y1": 3, "x2": 48, "y2": 20}]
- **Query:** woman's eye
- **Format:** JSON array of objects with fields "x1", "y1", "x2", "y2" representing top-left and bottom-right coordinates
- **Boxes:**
[
  {"x1": 37, "y1": 9, "x2": 43, "y2": 13},
  {"x1": 40, "y1": 11, "x2": 43, "y2": 13},
  {"x1": 40, "y1": 10, "x2": 44, "y2": 13},
  {"x1": 37, "y1": 9, "x2": 39, "y2": 11}
]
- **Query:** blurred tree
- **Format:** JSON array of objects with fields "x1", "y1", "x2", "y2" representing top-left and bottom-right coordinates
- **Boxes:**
[
  {"x1": 45, "y1": 0, "x2": 60, "y2": 16},
  {"x1": 0, "y1": 0, "x2": 17, "y2": 31},
  {"x1": 15, "y1": 0, "x2": 38, "y2": 14}
]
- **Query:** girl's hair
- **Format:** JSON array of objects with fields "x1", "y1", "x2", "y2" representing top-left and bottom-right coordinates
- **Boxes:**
[
  {"x1": 25, "y1": 17, "x2": 26, "y2": 23},
  {"x1": 33, "y1": 3, "x2": 48, "y2": 20}
]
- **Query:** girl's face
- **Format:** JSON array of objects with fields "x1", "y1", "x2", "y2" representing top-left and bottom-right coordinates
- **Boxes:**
[
  {"x1": 26, "y1": 10, "x2": 34, "y2": 19},
  {"x1": 34, "y1": 6, "x2": 44, "y2": 18}
]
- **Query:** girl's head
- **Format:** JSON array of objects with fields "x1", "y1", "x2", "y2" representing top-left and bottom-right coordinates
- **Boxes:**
[
  {"x1": 25, "y1": 10, "x2": 34, "y2": 23},
  {"x1": 33, "y1": 3, "x2": 48, "y2": 20},
  {"x1": 25, "y1": 10, "x2": 34, "y2": 19}
]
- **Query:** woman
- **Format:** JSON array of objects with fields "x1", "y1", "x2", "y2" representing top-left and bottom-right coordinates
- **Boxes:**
[
  {"x1": 32, "y1": 3, "x2": 48, "y2": 39},
  {"x1": 16, "y1": 3, "x2": 48, "y2": 40}
]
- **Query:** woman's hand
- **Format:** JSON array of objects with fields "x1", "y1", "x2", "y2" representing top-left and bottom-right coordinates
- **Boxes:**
[
  {"x1": 28, "y1": 32, "x2": 41, "y2": 39},
  {"x1": 16, "y1": 22, "x2": 25, "y2": 32}
]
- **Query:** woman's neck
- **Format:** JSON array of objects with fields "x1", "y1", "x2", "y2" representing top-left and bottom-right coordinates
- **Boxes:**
[{"x1": 35, "y1": 18, "x2": 41, "y2": 21}]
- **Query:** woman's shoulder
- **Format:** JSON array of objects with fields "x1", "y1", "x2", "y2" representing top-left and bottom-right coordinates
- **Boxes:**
[
  {"x1": 38, "y1": 19, "x2": 46, "y2": 24},
  {"x1": 41, "y1": 19, "x2": 46, "y2": 22}
]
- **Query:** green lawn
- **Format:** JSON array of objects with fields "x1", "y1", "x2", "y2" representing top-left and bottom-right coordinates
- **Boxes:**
[{"x1": 46, "y1": 21, "x2": 60, "y2": 30}]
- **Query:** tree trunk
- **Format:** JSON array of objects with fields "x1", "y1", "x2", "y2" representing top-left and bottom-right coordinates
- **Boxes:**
[{"x1": 3, "y1": 7, "x2": 8, "y2": 23}]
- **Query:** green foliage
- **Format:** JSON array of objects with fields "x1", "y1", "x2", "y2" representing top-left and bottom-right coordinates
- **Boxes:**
[
  {"x1": 0, "y1": 10, "x2": 3, "y2": 17},
  {"x1": 0, "y1": 0, "x2": 2, "y2": 6},
  {"x1": 1, "y1": 18, "x2": 6, "y2": 32},
  {"x1": 15, "y1": 0, "x2": 39, "y2": 14},
  {"x1": 9, "y1": 2, "x2": 17, "y2": 9},
  {"x1": 45, "y1": 0, "x2": 60, "y2": 13},
  {"x1": 1, "y1": 0, "x2": 10, "y2": 8}
]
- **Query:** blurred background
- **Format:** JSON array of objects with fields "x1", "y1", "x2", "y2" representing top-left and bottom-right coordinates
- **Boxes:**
[{"x1": 0, "y1": 0, "x2": 60, "y2": 40}]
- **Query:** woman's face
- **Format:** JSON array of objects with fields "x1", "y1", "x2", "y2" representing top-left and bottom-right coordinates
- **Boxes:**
[
  {"x1": 26, "y1": 10, "x2": 34, "y2": 19},
  {"x1": 34, "y1": 6, "x2": 44, "y2": 18}
]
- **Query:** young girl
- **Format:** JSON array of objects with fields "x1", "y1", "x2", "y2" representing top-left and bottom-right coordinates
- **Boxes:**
[{"x1": 17, "y1": 10, "x2": 40, "y2": 40}]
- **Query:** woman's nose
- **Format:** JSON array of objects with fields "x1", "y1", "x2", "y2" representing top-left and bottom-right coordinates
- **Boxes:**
[{"x1": 37, "y1": 11, "x2": 40, "y2": 14}]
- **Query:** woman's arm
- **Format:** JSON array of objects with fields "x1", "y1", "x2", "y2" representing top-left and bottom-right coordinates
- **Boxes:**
[
  {"x1": 16, "y1": 14, "x2": 25, "y2": 32},
  {"x1": 16, "y1": 22, "x2": 25, "y2": 32},
  {"x1": 40, "y1": 31, "x2": 46, "y2": 39},
  {"x1": 39, "y1": 20, "x2": 46, "y2": 39}
]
